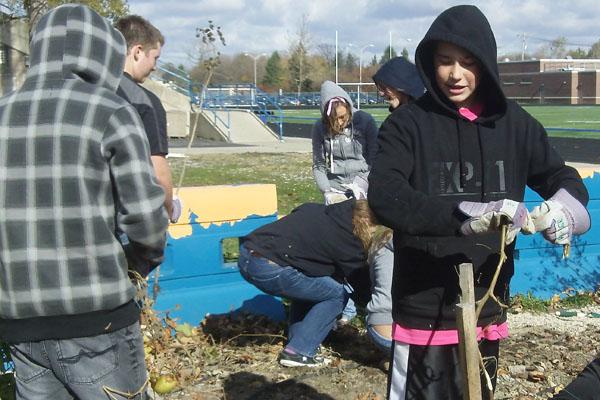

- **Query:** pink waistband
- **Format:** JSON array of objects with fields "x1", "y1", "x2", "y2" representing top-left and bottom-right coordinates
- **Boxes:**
[{"x1": 392, "y1": 322, "x2": 509, "y2": 345}]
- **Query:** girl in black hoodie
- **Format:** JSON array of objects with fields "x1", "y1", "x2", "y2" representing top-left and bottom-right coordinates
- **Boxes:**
[
  {"x1": 368, "y1": 5, "x2": 590, "y2": 400},
  {"x1": 239, "y1": 199, "x2": 384, "y2": 368}
]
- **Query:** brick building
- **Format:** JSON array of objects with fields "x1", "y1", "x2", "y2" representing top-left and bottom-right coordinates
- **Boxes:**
[{"x1": 499, "y1": 59, "x2": 600, "y2": 105}]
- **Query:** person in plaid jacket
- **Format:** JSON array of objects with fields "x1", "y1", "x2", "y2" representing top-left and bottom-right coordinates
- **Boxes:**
[{"x1": 0, "y1": 4, "x2": 168, "y2": 398}]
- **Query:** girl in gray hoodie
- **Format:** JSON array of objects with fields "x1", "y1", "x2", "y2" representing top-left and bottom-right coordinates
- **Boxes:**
[{"x1": 311, "y1": 81, "x2": 378, "y2": 205}]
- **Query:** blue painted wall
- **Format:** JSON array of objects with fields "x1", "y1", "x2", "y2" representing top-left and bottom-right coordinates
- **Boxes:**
[
  {"x1": 512, "y1": 172, "x2": 600, "y2": 298},
  {"x1": 152, "y1": 175, "x2": 600, "y2": 325}
]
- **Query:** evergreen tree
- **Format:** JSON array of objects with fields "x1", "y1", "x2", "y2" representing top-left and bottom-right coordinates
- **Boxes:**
[
  {"x1": 379, "y1": 45, "x2": 397, "y2": 64},
  {"x1": 344, "y1": 53, "x2": 358, "y2": 71},
  {"x1": 401, "y1": 47, "x2": 409, "y2": 61},
  {"x1": 262, "y1": 51, "x2": 283, "y2": 87},
  {"x1": 588, "y1": 40, "x2": 600, "y2": 58},
  {"x1": 567, "y1": 48, "x2": 588, "y2": 59},
  {"x1": 370, "y1": 55, "x2": 378, "y2": 67}
]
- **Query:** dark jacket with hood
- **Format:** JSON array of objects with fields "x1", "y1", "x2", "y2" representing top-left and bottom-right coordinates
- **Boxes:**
[
  {"x1": 368, "y1": 5, "x2": 588, "y2": 331},
  {"x1": 372, "y1": 57, "x2": 425, "y2": 111},
  {"x1": 241, "y1": 199, "x2": 367, "y2": 281},
  {"x1": 0, "y1": 4, "x2": 168, "y2": 343}
]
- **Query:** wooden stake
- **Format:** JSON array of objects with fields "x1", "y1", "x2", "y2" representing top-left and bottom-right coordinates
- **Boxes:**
[{"x1": 456, "y1": 262, "x2": 482, "y2": 400}]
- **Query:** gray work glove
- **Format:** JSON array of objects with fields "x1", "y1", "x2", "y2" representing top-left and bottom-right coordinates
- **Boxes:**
[
  {"x1": 530, "y1": 188, "x2": 591, "y2": 245},
  {"x1": 458, "y1": 199, "x2": 535, "y2": 244},
  {"x1": 171, "y1": 196, "x2": 182, "y2": 223},
  {"x1": 324, "y1": 191, "x2": 348, "y2": 205},
  {"x1": 341, "y1": 175, "x2": 369, "y2": 200}
]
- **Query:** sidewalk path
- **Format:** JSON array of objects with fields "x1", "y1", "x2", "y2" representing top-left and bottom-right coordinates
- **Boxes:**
[
  {"x1": 170, "y1": 138, "x2": 599, "y2": 172},
  {"x1": 169, "y1": 137, "x2": 312, "y2": 156}
]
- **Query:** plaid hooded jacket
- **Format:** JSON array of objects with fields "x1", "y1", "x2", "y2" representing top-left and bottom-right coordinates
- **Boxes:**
[{"x1": 0, "y1": 4, "x2": 168, "y2": 334}]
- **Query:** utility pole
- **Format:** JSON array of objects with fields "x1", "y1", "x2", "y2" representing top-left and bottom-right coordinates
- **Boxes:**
[
  {"x1": 335, "y1": 31, "x2": 338, "y2": 84},
  {"x1": 518, "y1": 33, "x2": 528, "y2": 61}
]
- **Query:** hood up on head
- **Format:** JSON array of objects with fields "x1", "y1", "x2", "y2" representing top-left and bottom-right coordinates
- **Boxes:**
[
  {"x1": 415, "y1": 5, "x2": 506, "y2": 121},
  {"x1": 372, "y1": 57, "x2": 425, "y2": 100},
  {"x1": 27, "y1": 4, "x2": 126, "y2": 92},
  {"x1": 320, "y1": 80, "x2": 354, "y2": 116}
]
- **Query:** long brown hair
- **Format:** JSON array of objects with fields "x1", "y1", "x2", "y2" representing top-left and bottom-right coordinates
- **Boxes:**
[
  {"x1": 352, "y1": 200, "x2": 393, "y2": 254},
  {"x1": 323, "y1": 98, "x2": 351, "y2": 136}
]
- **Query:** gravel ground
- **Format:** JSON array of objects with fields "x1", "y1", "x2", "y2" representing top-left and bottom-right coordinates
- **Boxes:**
[
  {"x1": 497, "y1": 308, "x2": 600, "y2": 400},
  {"x1": 158, "y1": 307, "x2": 600, "y2": 400}
]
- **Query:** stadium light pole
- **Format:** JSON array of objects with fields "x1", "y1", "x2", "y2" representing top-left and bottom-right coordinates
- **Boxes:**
[
  {"x1": 358, "y1": 44, "x2": 374, "y2": 110},
  {"x1": 244, "y1": 52, "x2": 266, "y2": 105},
  {"x1": 244, "y1": 52, "x2": 267, "y2": 88}
]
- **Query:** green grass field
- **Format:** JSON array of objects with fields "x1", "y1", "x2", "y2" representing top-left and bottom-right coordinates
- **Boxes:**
[
  {"x1": 170, "y1": 153, "x2": 321, "y2": 216},
  {"x1": 282, "y1": 105, "x2": 600, "y2": 139}
]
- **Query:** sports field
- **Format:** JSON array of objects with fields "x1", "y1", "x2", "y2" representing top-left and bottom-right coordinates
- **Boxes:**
[{"x1": 282, "y1": 105, "x2": 600, "y2": 139}]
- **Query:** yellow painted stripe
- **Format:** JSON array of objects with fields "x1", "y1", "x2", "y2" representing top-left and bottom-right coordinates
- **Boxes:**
[{"x1": 169, "y1": 184, "x2": 277, "y2": 239}]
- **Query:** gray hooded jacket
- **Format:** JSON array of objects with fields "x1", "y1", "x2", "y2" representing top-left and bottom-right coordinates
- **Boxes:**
[
  {"x1": 0, "y1": 4, "x2": 168, "y2": 323},
  {"x1": 311, "y1": 81, "x2": 378, "y2": 194}
]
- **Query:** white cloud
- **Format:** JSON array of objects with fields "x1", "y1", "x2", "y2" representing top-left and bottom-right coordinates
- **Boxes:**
[{"x1": 128, "y1": 0, "x2": 600, "y2": 66}]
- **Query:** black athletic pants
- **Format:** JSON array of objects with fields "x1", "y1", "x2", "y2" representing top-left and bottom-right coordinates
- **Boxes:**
[{"x1": 387, "y1": 339, "x2": 499, "y2": 400}]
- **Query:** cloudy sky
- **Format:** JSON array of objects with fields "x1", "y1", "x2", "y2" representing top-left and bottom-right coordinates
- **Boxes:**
[{"x1": 128, "y1": 0, "x2": 600, "y2": 67}]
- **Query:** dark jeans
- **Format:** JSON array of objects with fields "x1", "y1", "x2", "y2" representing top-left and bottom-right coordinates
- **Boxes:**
[
  {"x1": 10, "y1": 322, "x2": 148, "y2": 400},
  {"x1": 238, "y1": 244, "x2": 348, "y2": 356}
]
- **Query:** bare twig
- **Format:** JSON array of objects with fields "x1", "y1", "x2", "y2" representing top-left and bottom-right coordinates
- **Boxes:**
[
  {"x1": 223, "y1": 333, "x2": 286, "y2": 346},
  {"x1": 475, "y1": 224, "x2": 509, "y2": 321},
  {"x1": 460, "y1": 222, "x2": 511, "y2": 400},
  {"x1": 479, "y1": 353, "x2": 494, "y2": 396}
]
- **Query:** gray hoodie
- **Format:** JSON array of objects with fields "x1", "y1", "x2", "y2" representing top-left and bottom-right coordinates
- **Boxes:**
[
  {"x1": 311, "y1": 81, "x2": 378, "y2": 194},
  {"x1": 366, "y1": 239, "x2": 394, "y2": 326}
]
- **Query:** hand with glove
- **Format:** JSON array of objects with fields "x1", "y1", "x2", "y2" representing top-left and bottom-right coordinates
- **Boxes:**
[
  {"x1": 530, "y1": 188, "x2": 590, "y2": 245},
  {"x1": 324, "y1": 191, "x2": 349, "y2": 205},
  {"x1": 458, "y1": 199, "x2": 535, "y2": 244},
  {"x1": 341, "y1": 175, "x2": 369, "y2": 200},
  {"x1": 170, "y1": 196, "x2": 183, "y2": 223}
]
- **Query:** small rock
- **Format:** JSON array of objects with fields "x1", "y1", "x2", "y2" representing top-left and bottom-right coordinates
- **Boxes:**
[
  {"x1": 528, "y1": 370, "x2": 546, "y2": 382},
  {"x1": 508, "y1": 365, "x2": 527, "y2": 375},
  {"x1": 517, "y1": 372, "x2": 529, "y2": 380}
]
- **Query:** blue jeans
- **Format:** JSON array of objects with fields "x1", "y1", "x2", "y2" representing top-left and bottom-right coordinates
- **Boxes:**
[
  {"x1": 367, "y1": 324, "x2": 393, "y2": 353},
  {"x1": 10, "y1": 322, "x2": 148, "y2": 400},
  {"x1": 341, "y1": 298, "x2": 357, "y2": 320},
  {"x1": 238, "y1": 244, "x2": 348, "y2": 357}
]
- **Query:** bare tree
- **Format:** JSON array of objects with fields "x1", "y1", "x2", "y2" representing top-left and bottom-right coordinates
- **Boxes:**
[
  {"x1": 316, "y1": 42, "x2": 335, "y2": 74},
  {"x1": 288, "y1": 14, "x2": 311, "y2": 99},
  {"x1": 3, "y1": 0, "x2": 129, "y2": 37},
  {"x1": 534, "y1": 36, "x2": 568, "y2": 59},
  {"x1": 177, "y1": 20, "x2": 225, "y2": 190}
]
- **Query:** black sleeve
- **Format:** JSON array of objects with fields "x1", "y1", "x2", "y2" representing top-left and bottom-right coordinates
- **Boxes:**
[
  {"x1": 552, "y1": 358, "x2": 600, "y2": 400},
  {"x1": 145, "y1": 90, "x2": 169, "y2": 156},
  {"x1": 368, "y1": 114, "x2": 463, "y2": 236}
]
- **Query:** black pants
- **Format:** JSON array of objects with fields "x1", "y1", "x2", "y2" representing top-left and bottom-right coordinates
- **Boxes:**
[
  {"x1": 552, "y1": 357, "x2": 600, "y2": 400},
  {"x1": 387, "y1": 339, "x2": 499, "y2": 400}
]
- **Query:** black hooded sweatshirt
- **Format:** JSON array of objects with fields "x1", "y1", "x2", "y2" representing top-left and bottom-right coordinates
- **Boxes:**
[
  {"x1": 241, "y1": 199, "x2": 367, "y2": 281},
  {"x1": 368, "y1": 5, "x2": 588, "y2": 331}
]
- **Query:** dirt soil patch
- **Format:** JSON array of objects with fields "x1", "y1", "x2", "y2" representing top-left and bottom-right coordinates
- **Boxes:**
[{"x1": 149, "y1": 308, "x2": 600, "y2": 400}]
